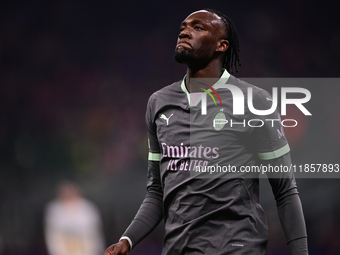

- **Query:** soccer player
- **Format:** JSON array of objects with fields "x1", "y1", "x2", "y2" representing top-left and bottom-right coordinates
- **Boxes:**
[
  {"x1": 45, "y1": 181, "x2": 105, "y2": 255},
  {"x1": 105, "y1": 9, "x2": 308, "y2": 255}
]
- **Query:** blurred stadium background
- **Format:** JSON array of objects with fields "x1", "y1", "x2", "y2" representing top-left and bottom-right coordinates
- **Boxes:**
[{"x1": 0, "y1": 0, "x2": 339, "y2": 254}]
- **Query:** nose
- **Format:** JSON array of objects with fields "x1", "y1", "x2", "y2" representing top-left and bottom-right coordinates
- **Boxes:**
[{"x1": 179, "y1": 27, "x2": 191, "y2": 38}]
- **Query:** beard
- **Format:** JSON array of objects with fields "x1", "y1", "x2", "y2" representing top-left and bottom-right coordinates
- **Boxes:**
[
  {"x1": 174, "y1": 47, "x2": 213, "y2": 67},
  {"x1": 174, "y1": 48, "x2": 196, "y2": 64}
]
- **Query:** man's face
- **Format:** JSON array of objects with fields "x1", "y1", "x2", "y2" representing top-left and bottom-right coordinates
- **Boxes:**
[{"x1": 174, "y1": 10, "x2": 228, "y2": 66}]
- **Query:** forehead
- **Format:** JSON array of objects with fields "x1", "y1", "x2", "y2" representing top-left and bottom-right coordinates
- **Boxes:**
[{"x1": 182, "y1": 10, "x2": 223, "y2": 26}]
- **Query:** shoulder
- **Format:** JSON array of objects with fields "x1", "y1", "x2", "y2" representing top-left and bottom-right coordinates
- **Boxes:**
[
  {"x1": 147, "y1": 80, "x2": 183, "y2": 113},
  {"x1": 228, "y1": 75, "x2": 273, "y2": 107},
  {"x1": 145, "y1": 80, "x2": 182, "y2": 122},
  {"x1": 148, "y1": 80, "x2": 182, "y2": 103},
  {"x1": 229, "y1": 75, "x2": 269, "y2": 95},
  {"x1": 45, "y1": 200, "x2": 59, "y2": 211},
  {"x1": 80, "y1": 199, "x2": 101, "y2": 213}
]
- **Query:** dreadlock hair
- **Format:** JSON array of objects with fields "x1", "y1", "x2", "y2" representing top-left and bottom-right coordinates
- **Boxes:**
[{"x1": 203, "y1": 9, "x2": 241, "y2": 73}]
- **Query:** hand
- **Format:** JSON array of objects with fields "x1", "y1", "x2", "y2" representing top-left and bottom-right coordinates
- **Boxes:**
[{"x1": 104, "y1": 239, "x2": 130, "y2": 255}]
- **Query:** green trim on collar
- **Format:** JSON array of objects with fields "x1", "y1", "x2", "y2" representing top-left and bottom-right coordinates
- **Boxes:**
[
  {"x1": 180, "y1": 69, "x2": 230, "y2": 106},
  {"x1": 181, "y1": 78, "x2": 191, "y2": 105}
]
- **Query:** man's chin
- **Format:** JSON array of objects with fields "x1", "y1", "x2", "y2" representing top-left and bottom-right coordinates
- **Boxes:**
[{"x1": 174, "y1": 50, "x2": 194, "y2": 64}]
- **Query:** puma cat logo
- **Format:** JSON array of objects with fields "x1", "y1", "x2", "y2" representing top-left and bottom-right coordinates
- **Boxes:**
[{"x1": 160, "y1": 113, "x2": 173, "y2": 125}]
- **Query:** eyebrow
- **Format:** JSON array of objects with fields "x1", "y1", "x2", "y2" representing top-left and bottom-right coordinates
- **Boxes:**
[{"x1": 180, "y1": 19, "x2": 206, "y2": 27}]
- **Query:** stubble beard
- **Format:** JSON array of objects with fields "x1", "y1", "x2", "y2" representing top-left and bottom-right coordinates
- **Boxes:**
[
  {"x1": 174, "y1": 48, "x2": 195, "y2": 64},
  {"x1": 174, "y1": 47, "x2": 213, "y2": 68}
]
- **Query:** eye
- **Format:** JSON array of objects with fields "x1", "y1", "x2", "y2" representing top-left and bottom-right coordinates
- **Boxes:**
[
  {"x1": 179, "y1": 26, "x2": 186, "y2": 32},
  {"x1": 194, "y1": 26, "x2": 204, "y2": 31}
]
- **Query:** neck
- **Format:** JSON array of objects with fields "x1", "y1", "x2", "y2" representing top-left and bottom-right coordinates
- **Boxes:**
[{"x1": 185, "y1": 60, "x2": 223, "y2": 93}]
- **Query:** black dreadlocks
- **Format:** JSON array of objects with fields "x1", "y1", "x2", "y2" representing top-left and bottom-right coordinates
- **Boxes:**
[{"x1": 203, "y1": 9, "x2": 241, "y2": 73}]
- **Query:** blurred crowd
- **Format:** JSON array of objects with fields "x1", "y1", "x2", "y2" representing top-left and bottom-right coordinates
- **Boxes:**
[{"x1": 0, "y1": 0, "x2": 339, "y2": 254}]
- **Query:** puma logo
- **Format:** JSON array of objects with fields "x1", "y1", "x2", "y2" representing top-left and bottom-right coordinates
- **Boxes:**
[{"x1": 160, "y1": 113, "x2": 173, "y2": 125}]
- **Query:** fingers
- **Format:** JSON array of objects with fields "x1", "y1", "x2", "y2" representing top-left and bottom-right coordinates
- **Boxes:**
[
  {"x1": 104, "y1": 241, "x2": 130, "y2": 255},
  {"x1": 104, "y1": 244, "x2": 115, "y2": 255}
]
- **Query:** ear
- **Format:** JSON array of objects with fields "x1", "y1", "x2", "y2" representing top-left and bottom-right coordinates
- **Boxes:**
[{"x1": 216, "y1": 39, "x2": 229, "y2": 53}]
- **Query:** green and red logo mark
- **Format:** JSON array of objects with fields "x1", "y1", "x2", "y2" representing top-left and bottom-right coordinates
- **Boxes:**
[{"x1": 197, "y1": 82, "x2": 223, "y2": 107}]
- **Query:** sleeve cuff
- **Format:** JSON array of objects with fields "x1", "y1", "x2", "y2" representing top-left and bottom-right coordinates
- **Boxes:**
[
  {"x1": 148, "y1": 152, "x2": 161, "y2": 161},
  {"x1": 257, "y1": 143, "x2": 290, "y2": 160},
  {"x1": 119, "y1": 236, "x2": 133, "y2": 250}
]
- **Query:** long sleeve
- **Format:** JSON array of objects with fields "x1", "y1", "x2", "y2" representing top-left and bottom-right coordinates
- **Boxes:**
[
  {"x1": 249, "y1": 85, "x2": 308, "y2": 254},
  {"x1": 266, "y1": 153, "x2": 308, "y2": 255},
  {"x1": 121, "y1": 94, "x2": 164, "y2": 249},
  {"x1": 121, "y1": 160, "x2": 163, "y2": 249}
]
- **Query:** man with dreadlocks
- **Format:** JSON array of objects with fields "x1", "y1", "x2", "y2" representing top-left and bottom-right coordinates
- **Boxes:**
[{"x1": 105, "y1": 9, "x2": 308, "y2": 255}]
